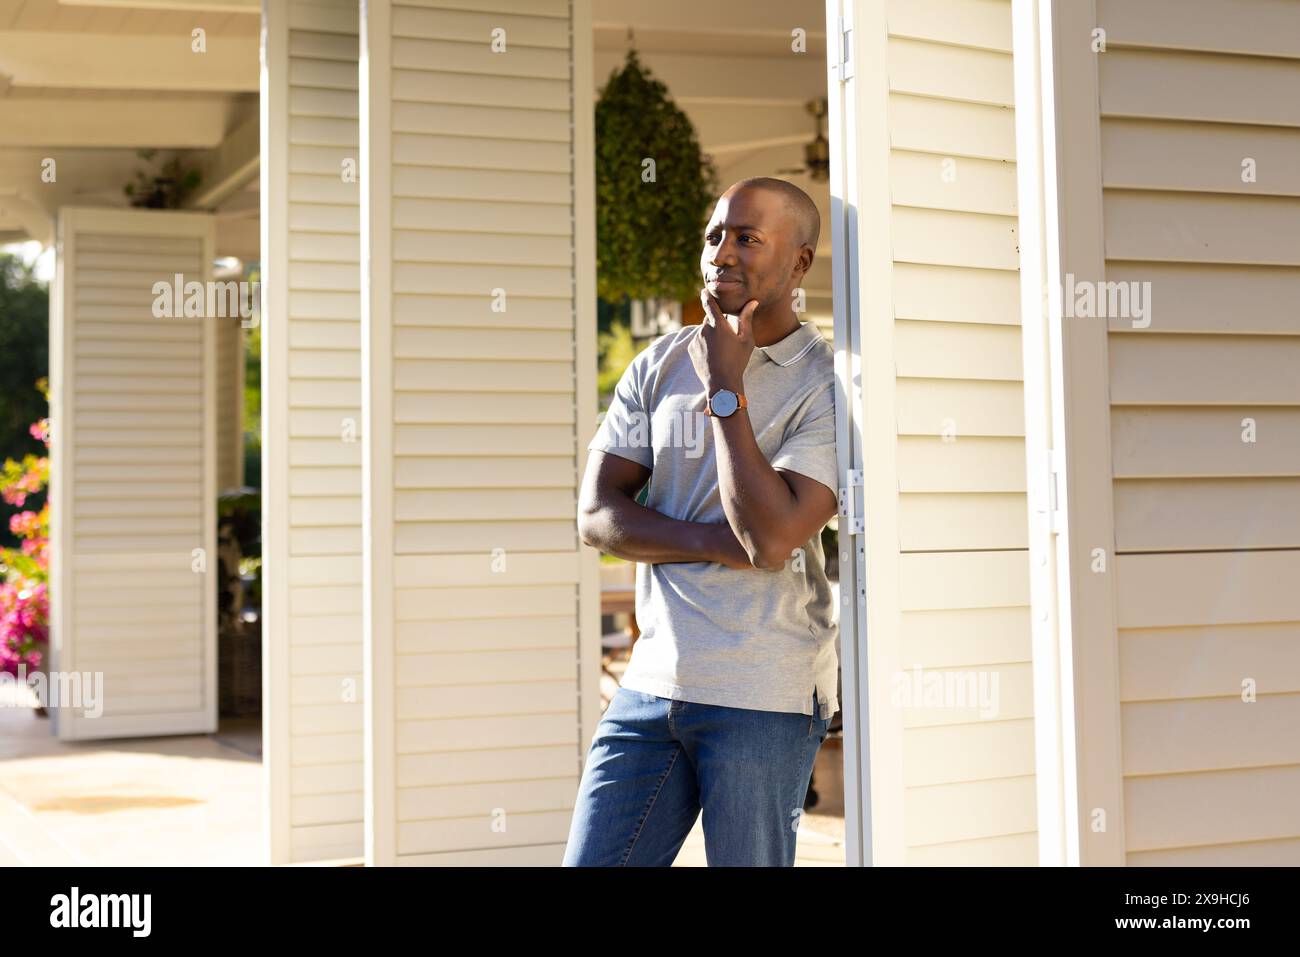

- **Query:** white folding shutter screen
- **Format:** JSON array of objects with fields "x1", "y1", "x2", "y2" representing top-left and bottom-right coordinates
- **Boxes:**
[
  {"x1": 261, "y1": 0, "x2": 365, "y2": 865},
  {"x1": 50, "y1": 207, "x2": 217, "y2": 741},
  {"x1": 883, "y1": 0, "x2": 1036, "y2": 867},
  {"x1": 361, "y1": 0, "x2": 600, "y2": 866},
  {"x1": 833, "y1": 0, "x2": 1036, "y2": 865}
]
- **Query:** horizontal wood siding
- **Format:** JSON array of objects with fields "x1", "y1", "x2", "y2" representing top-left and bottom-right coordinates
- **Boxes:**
[{"x1": 1097, "y1": 0, "x2": 1300, "y2": 863}]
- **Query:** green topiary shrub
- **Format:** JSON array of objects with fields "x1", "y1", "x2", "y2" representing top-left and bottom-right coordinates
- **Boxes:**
[{"x1": 595, "y1": 49, "x2": 718, "y2": 304}]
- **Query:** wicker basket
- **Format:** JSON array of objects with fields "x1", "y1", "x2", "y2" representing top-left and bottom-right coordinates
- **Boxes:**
[{"x1": 219, "y1": 617, "x2": 261, "y2": 718}]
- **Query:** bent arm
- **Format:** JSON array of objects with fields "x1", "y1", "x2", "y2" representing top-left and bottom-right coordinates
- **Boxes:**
[
  {"x1": 577, "y1": 450, "x2": 754, "y2": 568},
  {"x1": 710, "y1": 413, "x2": 839, "y2": 570}
]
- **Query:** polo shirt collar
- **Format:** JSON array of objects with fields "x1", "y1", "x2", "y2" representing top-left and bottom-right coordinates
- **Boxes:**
[{"x1": 755, "y1": 321, "x2": 822, "y2": 367}]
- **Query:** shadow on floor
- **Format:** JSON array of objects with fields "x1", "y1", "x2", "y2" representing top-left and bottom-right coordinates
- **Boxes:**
[{"x1": 0, "y1": 685, "x2": 263, "y2": 866}]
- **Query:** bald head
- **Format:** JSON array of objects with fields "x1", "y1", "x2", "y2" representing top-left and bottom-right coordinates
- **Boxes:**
[
  {"x1": 701, "y1": 178, "x2": 820, "y2": 318},
  {"x1": 724, "y1": 177, "x2": 820, "y2": 253}
]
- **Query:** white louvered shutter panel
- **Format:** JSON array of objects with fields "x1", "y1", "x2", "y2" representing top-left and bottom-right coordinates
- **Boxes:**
[
  {"x1": 885, "y1": 0, "x2": 1036, "y2": 867},
  {"x1": 360, "y1": 0, "x2": 600, "y2": 866},
  {"x1": 263, "y1": 0, "x2": 365, "y2": 865},
  {"x1": 50, "y1": 208, "x2": 217, "y2": 741},
  {"x1": 833, "y1": 0, "x2": 1037, "y2": 865}
]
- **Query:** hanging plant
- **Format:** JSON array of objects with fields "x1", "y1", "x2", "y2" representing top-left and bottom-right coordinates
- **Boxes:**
[
  {"x1": 123, "y1": 148, "x2": 203, "y2": 209},
  {"x1": 595, "y1": 49, "x2": 718, "y2": 304}
]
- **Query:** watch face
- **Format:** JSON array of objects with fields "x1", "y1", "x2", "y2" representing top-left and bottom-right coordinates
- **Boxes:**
[{"x1": 710, "y1": 389, "x2": 739, "y2": 417}]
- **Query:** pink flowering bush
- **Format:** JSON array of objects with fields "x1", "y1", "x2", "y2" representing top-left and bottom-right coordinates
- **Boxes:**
[{"x1": 1, "y1": 415, "x2": 50, "y2": 676}]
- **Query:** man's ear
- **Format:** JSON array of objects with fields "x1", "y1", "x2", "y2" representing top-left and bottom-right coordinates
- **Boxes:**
[{"x1": 797, "y1": 243, "x2": 815, "y2": 278}]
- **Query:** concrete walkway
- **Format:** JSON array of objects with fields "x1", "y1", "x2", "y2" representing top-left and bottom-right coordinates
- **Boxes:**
[
  {"x1": 0, "y1": 683, "x2": 262, "y2": 866},
  {"x1": 0, "y1": 679, "x2": 844, "y2": 866},
  {"x1": 673, "y1": 812, "x2": 846, "y2": 866}
]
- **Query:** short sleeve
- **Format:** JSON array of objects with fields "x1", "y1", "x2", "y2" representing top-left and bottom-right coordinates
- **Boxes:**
[
  {"x1": 770, "y1": 383, "x2": 839, "y2": 496},
  {"x1": 589, "y1": 352, "x2": 653, "y2": 468}
]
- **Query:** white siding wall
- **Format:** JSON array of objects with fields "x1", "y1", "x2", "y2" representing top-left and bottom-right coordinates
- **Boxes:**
[
  {"x1": 1095, "y1": 0, "x2": 1300, "y2": 865},
  {"x1": 50, "y1": 208, "x2": 217, "y2": 741},
  {"x1": 262, "y1": 0, "x2": 364, "y2": 864},
  {"x1": 361, "y1": 0, "x2": 599, "y2": 866}
]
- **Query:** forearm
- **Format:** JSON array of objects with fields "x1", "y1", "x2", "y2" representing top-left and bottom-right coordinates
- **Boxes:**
[
  {"x1": 580, "y1": 495, "x2": 752, "y2": 567},
  {"x1": 710, "y1": 411, "x2": 801, "y2": 569}
]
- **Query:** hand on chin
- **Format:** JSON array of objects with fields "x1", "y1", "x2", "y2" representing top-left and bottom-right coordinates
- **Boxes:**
[{"x1": 710, "y1": 291, "x2": 748, "y2": 324}]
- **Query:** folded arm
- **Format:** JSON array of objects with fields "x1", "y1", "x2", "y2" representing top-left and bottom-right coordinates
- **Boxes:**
[
  {"x1": 711, "y1": 413, "x2": 839, "y2": 571},
  {"x1": 577, "y1": 449, "x2": 754, "y2": 569}
]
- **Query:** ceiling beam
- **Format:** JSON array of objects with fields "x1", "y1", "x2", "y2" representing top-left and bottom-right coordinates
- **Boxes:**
[
  {"x1": 0, "y1": 97, "x2": 232, "y2": 148},
  {"x1": 0, "y1": 148, "x2": 228, "y2": 240},
  {"x1": 214, "y1": 212, "x2": 259, "y2": 261},
  {"x1": 0, "y1": 31, "x2": 258, "y2": 92},
  {"x1": 185, "y1": 107, "x2": 259, "y2": 209},
  {"x1": 714, "y1": 141, "x2": 828, "y2": 188},
  {"x1": 705, "y1": 133, "x2": 812, "y2": 158},
  {"x1": 0, "y1": 189, "x2": 54, "y2": 247},
  {"x1": 593, "y1": 0, "x2": 826, "y2": 37},
  {"x1": 594, "y1": 50, "x2": 823, "y2": 105},
  {"x1": 666, "y1": 102, "x2": 818, "y2": 157},
  {"x1": 57, "y1": 0, "x2": 258, "y2": 12}
]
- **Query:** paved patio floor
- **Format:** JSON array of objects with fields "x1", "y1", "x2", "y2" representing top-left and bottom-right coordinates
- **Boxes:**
[
  {"x1": 0, "y1": 679, "x2": 844, "y2": 866},
  {"x1": 0, "y1": 683, "x2": 263, "y2": 866}
]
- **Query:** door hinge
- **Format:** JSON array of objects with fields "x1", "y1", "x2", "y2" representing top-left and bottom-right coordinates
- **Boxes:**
[
  {"x1": 839, "y1": 467, "x2": 863, "y2": 535},
  {"x1": 834, "y1": 6, "x2": 854, "y2": 82},
  {"x1": 1037, "y1": 449, "x2": 1063, "y2": 535}
]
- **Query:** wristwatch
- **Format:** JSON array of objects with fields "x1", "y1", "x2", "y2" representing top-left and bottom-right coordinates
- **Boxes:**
[{"x1": 704, "y1": 388, "x2": 748, "y2": 418}]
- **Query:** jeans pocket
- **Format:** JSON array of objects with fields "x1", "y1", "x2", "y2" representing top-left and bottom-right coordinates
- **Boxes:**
[{"x1": 816, "y1": 714, "x2": 832, "y2": 743}]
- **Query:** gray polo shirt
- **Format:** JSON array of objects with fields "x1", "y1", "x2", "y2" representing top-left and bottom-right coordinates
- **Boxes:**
[{"x1": 589, "y1": 319, "x2": 840, "y2": 719}]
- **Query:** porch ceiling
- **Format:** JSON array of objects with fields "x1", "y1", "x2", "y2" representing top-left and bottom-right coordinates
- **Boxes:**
[
  {"x1": 0, "y1": 0, "x2": 258, "y2": 255},
  {"x1": 593, "y1": 0, "x2": 834, "y2": 288},
  {"x1": 2, "y1": 0, "x2": 829, "y2": 263},
  {"x1": 593, "y1": 0, "x2": 828, "y2": 163}
]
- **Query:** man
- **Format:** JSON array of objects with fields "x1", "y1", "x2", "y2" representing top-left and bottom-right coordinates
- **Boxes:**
[{"x1": 561, "y1": 177, "x2": 841, "y2": 867}]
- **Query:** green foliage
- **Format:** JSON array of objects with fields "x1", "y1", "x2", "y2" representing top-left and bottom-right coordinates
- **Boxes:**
[
  {"x1": 218, "y1": 488, "x2": 261, "y2": 559},
  {"x1": 0, "y1": 402, "x2": 49, "y2": 675},
  {"x1": 243, "y1": 321, "x2": 261, "y2": 437},
  {"x1": 596, "y1": 317, "x2": 638, "y2": 400},
  {"x1": 595, "y1": 49, "x2": 717, "y2": 304},
  {"x1": 123, "y1": 148, "x2": 203, "y2": 209},
  {"x1": 0, "y1": 254, "x2": 49, "y2": 475},
  {"x1": 0, "y1": 261, "x2": 48, "y2": 552},
  {"x1": 216, "y1": 488, "x2": 261, "y2": 644},
  {"x1": 821, "y1": 523, "x2": 839, "y2": 582}
]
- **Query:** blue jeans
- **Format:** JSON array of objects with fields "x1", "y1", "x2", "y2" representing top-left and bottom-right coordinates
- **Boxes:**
[{"x1": 562, "y1": 687, "x2": 833, "y2": 866}]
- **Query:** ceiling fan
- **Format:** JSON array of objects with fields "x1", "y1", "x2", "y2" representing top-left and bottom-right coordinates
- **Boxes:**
[{"x1": 775, "y1": 97, "x2": 830, "y2": 182}]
